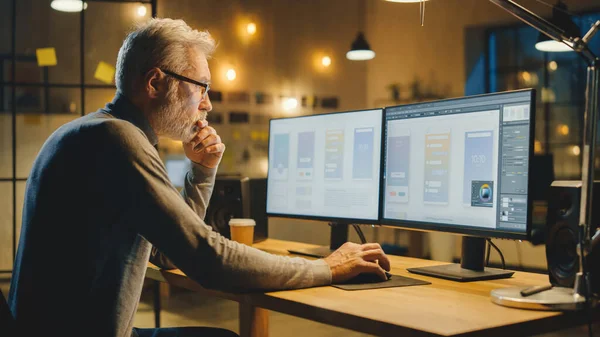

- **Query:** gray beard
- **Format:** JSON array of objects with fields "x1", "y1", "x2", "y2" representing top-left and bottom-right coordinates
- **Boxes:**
[{"x1": 151, "y1": 95, "x2": 206, "y2": 143}]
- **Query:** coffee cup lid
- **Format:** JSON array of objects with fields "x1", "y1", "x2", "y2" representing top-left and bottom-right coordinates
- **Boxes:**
[{"x1": 228, "y1": 218, "x2": 256, "y2": 226}]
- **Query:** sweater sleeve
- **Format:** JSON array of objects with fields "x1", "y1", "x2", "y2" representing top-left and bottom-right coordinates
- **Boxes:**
[
  {"x1": 103, "y1": 121, "x2": 332, "y2": 292},
  {"x1": 182, "y1": 163, "x2": 216, "y2": 220},
  {"x1": 149, "y1": 163, "x2": 216, "y2": 270}
]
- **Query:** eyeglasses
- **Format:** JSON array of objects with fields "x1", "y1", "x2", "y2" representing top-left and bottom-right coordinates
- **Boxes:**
[{"x1": 160, "y1": 68, "x2": 210, "y2": 101}]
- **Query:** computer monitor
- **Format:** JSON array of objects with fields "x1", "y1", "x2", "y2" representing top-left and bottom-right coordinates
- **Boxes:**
[
  {"x1": 381, "y1": 89, "x2": 535, "y2": 281},
  {"x1": 165, "y1": 157, "x2": 190, "y2": 189},
  {"x1": 267, "y1": 108, "x2": 383, "y2": 256}
]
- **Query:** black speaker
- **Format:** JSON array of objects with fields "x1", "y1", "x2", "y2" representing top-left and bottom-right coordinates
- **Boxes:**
[
  {"x1": 546, "y1": 181, "x2": 600, "y2": 289},
  {"x1": 249, "y1": 178, "x2": 268, "y2": 242},
  {"x1": 529, "y1": 155, "x2": 555, "y2": 245},
  {"x1": 205, "y1": 176, "x2": 268, "y2": 243}
]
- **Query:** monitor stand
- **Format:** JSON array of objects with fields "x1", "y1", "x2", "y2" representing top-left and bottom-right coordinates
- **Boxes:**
[
  {"x1": 287, "y1": 222, "x2": 348, "y2": 258},
  {"x1": 407, "y1": 236, "x2": 514, "y2": 282}
]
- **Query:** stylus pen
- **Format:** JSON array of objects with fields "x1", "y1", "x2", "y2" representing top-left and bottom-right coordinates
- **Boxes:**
[{"x1": 520, "y1": 284, "x2": 553, "y2": 297}]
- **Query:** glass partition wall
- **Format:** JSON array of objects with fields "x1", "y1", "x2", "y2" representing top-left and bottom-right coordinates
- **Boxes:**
[{"x1": 0, "y1": 0, "x2": 157, "y2": 273}]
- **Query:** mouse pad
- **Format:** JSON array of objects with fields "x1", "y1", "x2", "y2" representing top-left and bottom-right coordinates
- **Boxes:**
[{"x1": 332, "y1": 274, "x2": 431, "y2": 291}]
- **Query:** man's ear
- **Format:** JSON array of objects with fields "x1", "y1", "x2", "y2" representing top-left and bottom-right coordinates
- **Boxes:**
[{"x1": 144, "y1": 67, "x2": 167, "y2": 99}]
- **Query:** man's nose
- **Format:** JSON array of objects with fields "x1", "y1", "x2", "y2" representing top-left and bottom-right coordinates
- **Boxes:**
[{"x1": 199, "y1": 94, "x2": 212, "y2": 112}]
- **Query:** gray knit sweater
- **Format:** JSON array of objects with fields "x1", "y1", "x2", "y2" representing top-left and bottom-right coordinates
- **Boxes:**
[{"x1": 8, "y1": 94, "x2": 331, "y2": 337}]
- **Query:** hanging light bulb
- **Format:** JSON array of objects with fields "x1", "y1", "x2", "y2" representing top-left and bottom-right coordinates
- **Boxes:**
[
  {"x1": 535, "y1": 1, "x2": 579, "y2": 53},
  {"x1": 51, "y1": 0, "x2": 87, "y2": 12},
  {"x1": 346, "y1": 32, "x2": 375, "y2": 61},
  {"x1": 226, "y1": 68, "x2": 237, "y2": 81},
  {"x1": 247, "y1": 22, "x2": 257, "y2": 35},
  {"x1": 534, "y1": 140, "x2": 543, "y2": 154},
  {"x1": 347, "y1": 0, "x2": 375, "y2": 61},
  {"x1": 385, "y1": 0, "x2": 429, "y2": 2},
  {"x1": 321, "y1": 56, "x2": 332, "y2": 67},
  {"x1": 137, "y1": 5, "x2": 147, "y2": 17},
  {"x1": 282, "y1": 98, "x2": 298, "y2": 111},
  {"x1": 557, "y1": 124, "x2": 569, "y2": 136}
]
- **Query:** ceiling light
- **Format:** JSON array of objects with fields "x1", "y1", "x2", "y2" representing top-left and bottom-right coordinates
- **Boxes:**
[
  {"x1": 322, "y1": 56, "x2": 332, "y2": 67},
  {"x1": 51, "y1": 0, "x2": 87, "y2": 12},
  {"x1": 137, "y1": 5, "x2": 147, "y2": 17},
  {"x1": 346, "y1": 32, "x2": 375, "y2": 61},
  {"x1": 347, "y1": 0, "x2": 375, "y2": 61},
  {"x1": 226, "y1": 68, "x2": 237, "y2": 81},
  {"x1": 534, "y1": 140, "x2": 543, "y2": 154},
  {"x1": 247, "y1": 23, "x2": 257, "y2": 35},
  {"x1": 260, "y1": 157, "x2": 269, "y2": 175},
  {"x1": 282, "y1": 98, "x2": 298, "y2": 111},
  {"x1": 557, "y1": 124, "x2": 569, "y2": 136}
]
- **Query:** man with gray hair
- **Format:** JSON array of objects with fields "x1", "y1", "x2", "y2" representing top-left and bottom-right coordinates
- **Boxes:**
[{"x1": 8, "y1": 18, "x2": 390, "y2": 337}]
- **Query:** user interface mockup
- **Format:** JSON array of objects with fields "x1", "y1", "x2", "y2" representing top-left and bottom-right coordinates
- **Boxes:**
[
  {"x1": 267, "y1": 109, "x2": 383, "y2": 221},
  {"x1": 382, "y1": 90, "x2": 533, "y2": 234}
]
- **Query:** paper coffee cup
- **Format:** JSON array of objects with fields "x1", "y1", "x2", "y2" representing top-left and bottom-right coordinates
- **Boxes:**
[{"x1": 229, "y1": 218, "x2": 256, "y2": 246}]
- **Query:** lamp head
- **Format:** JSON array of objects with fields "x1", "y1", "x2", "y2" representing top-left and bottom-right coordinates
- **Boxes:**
[
  {"x1": 346, "y1": 32, "x2": 376, "y2": 61},
  {"x1": 535, "y1": 1, "x2": 580, "y2": 52},
  {"x1": 51, "y1": 0, "x2": 87, "y2": 12}
]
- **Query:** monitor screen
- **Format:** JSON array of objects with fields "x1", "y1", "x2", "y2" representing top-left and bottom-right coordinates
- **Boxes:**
[
  {"x1": 267, "y1": 109, "x2": 383, "y2": 222},
  {"x1": 165, "y1": 157, "x2": 189, "y2": 188},
  {"x1": 381, "y1": 90, "x2": 535, "y2": 239}
]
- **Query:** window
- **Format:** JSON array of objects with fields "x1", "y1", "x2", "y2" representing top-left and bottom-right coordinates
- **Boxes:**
[
  {"x1": 0, "y1": 0, "x2": 156, "y2": 273},
  {"x1": 483, "y1": 11, "x2": 600, "y2": 180}
]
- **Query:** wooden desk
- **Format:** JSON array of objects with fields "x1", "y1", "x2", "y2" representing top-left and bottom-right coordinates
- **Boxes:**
[{"x1": 147, "y1": 239, "x2": 587, "y2": 337}]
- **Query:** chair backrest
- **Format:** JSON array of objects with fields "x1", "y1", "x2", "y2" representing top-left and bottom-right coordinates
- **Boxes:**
[{"x1": 0, "y1": 288, "x2": 16, "y2": 335}]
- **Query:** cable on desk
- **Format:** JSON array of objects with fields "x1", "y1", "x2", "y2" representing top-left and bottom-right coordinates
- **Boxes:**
[
  {"x1": 515, "y1": 241, "x2": 523, "y2": 270},
  {"x1": 486, "y1": 241, "x2": 491, "y2": 267},
  {"x1": 352, "y1": 224, "x2": 367, "y2": 244},
  {"x1": 487, "y1": 239, "x2": 505, "y2": 269}
]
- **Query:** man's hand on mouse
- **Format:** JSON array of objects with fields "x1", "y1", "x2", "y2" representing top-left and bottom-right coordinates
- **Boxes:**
[
  {"x1": 323, "y1": 242, "x2": 391, "y2": 283},
  {"x1": 183, "y1": 120, "x2": 226, "y2": 169}
]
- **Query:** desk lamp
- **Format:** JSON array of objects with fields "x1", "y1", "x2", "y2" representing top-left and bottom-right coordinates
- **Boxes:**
[{"x1": 489, "y1": 0, "x2": 599, "y2": 311}]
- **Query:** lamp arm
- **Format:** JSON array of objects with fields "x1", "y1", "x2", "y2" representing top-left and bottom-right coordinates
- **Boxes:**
[
  {"x1": 572, "y1": 21, "x2": 600, "y2": 65},
  {"x1": 490, "y1": 0, "x2": 600, "y2": 300},
  {"x1": 489, "y1": 0, "x2": 571, "y2": 42},
  {"x1": 583, "y1": 20, "x2": 600, "y2": 44},
  {"x1": 490, "y1": 1, "x2": 599, "y2": 65}
]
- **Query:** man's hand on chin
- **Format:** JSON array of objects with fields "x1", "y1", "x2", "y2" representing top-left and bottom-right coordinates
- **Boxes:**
[{"x1": 183, "y1": 120, "x2": 226, "y2": 169}]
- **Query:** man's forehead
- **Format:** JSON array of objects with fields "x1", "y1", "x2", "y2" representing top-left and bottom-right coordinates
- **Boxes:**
[{"x1": 188, "y1": 49, "x2": 211, "y2": 82}]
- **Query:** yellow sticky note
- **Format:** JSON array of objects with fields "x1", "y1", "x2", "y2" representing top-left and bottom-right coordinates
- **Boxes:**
[
  {"x1": 36, "y1": 48, "x2": 57, "y2": 67},
  {"x1": 94, "y1": 61, "x2": 116, "y2": 84},
  {"x1": 250, "y1": 131, "x2": 260, "y2": 140},
  {"x1": 24, "y1": 114, "x2": 41, "y2": 125},
  {"x1": 260, "y1": 131, "x2": 269, "y2": 142},
  {"x1": 232, "y1": 130, "x2": 241, "y2": 140}
]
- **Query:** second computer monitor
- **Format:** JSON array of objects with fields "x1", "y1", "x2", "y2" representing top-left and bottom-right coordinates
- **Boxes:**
[
  {"x1": 382, "y1": 89, "x2": 534, "y2": 240},
  {"x1": 267, "y1": 109, "x2": 383, "y2": 222}
]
